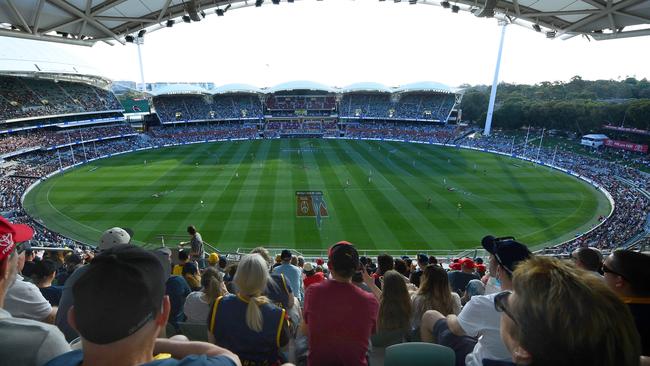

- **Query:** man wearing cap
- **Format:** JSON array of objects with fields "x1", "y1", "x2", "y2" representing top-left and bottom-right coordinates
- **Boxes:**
[
  {"x1": 303, "y1": 262, "x2": 325, "y2": 289},
  {"x1": 421, "y1": 235, "x2": 532, "y2": 366},
  {"x1": 302, "y1": 241, "x2": 379, "y2": 366},
  {"x1": 272, "y1": 249, "x2": 303, "y2": 302},
  {"x1": 45, "y1": 245, "x2": 240, "y2": 366},
  {"x1": 56, "y1": 227, "x2": 132, "y2": 341},
  {"x1": 447, "y1": 257, "x2": 480, "y2": 296},
  {"x1": 0, "y1": 215, "x2": 71, "y2": 366}
]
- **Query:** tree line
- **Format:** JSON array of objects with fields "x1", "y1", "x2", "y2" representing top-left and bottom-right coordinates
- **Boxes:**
[{"x1": 460, "y1": 76, "x2": 650, "y2": 134}]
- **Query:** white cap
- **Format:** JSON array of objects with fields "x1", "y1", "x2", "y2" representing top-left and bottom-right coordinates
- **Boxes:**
[{"x1": 99, "y1": 227, "x2": 131, "y2": 250}]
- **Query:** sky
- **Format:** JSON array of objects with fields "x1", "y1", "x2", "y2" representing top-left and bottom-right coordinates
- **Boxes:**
[{"x1": 4, "y1": 0, "x2": 650, "y2": 88}]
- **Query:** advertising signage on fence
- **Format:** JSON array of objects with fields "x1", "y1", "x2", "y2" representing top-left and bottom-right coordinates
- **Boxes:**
[
  {"x1": 604, "y1": 139, "x2": 649, "y2": 153},
  {"x1": 603, "y1": 125, "x2": 650, "y2": 136}
]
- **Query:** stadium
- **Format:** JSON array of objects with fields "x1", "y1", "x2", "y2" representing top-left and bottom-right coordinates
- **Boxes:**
[{"x1": 0, "y1": 1, "x2": 649, "y2": 366}]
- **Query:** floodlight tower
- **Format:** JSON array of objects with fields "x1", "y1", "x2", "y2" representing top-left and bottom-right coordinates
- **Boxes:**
[
  {"x1": 483, "y1": 20, "x2": 508, "y2": 136},
  {"x1": 126, "y1": 30, "x2": 147, "y2": 91}
]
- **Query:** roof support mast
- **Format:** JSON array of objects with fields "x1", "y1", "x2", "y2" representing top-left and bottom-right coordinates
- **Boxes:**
[{"x1": 483, "y1": 20, "x2": 508, "y2": 136}]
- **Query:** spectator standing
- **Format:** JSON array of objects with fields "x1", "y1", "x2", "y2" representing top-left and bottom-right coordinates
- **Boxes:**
[
  {"x1": 302, "y1": 241, "x2": 379, "y2": 366},
  {"x1": 272, "y1": 249, "x2": 303, "y2": 302},
  {"x1": 0, "y1": 215, "x2": 70, "y2": 366},
  {"x1": 45, "y1": 245, "x2": 240, "y2": 366},
  {"x1": 180, "y1": 226, "x2": 205, "y2": 268}
]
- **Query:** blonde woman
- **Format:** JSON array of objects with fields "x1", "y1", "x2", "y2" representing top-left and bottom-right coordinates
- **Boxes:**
[{"x1": 208, "y1": 254, "x2": 289, "y2": 365}]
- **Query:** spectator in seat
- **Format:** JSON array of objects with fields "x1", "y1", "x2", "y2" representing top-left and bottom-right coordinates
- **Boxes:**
[
  {"x1": 45, "y1": 245, "x2": 240, "y2": 366},
  {"x1": 4, "y1": 242, "x2": 58, "y2": 324},
  {"x1": 55, "y1": 252, "x2": 82, "y2": 286},
  {"x1": 272, "y1": 249, "x2": 303, "y2": 302},
  {"x1": 185, "y1": 267, "x2": 227, "y2": 324},
  {"x1": 303, "y1": 262, "x2": 325, "y2": 289},
  {"x1": 376, "y1": 270, "x2": 411, "y2": 336},
  {"x1": 497, "y1": 256, "x2": 641, "y2": 366},
  {"x1": 421, "y1": 235, "x2": 531, "y2": 366},
  {"x1": 411, "y1": 264, "x2": 461, "y2": 332},
  {"x1": 447, "y1": 257, "x2": 480, "y2": 295},
  {"x1": 182, "y1": 262, "x2": 202, "y2": 291},
  {"x1": 0, "y1": 215, "x2": 70, "y2": 366},
  {"x1": 56, "y1": 227, "x2": 132, "y2": 341},
  {"x1": 602, "y1": 250, "x2": 650, "y2": 357},
  {"x1": 374, "y1": 253, "x2": 394, "y2": 289},
  {"x1": 21, "y1": 248, "x2": 38, "y2": 278},
  {"x1": 208, "y1": 253, "x2": 289, "y2": 365},
  {"x1": 409, "y1": 253, "x2": 429, "y2": 287},
  {"x1": 173, "y1": 250, "x2": 190, "y2": 276},
  {"x1": 570, "y1": 247, "x2": 603, "y2": 276},
  {"x1": 31, "y1": 259, "x2": 63, "y2": 306},
  {"x1": 207, "y1": 253, "x2": 220, "y2": 268},
  {"x1": 302, "y1": 241, "x2": 379, "y2": 366}
]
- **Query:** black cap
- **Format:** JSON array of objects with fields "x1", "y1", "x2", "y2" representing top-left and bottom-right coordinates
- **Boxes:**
[
  {"x1": 328, "y1": 241, "x2": 359, "y2": 274},
  {"x1": 280, "y1": 249, "x2": 292, "y2": 260},
  {"x1": 73, "y1": 245, "x2": 166, "y2": 344},
  {"x1": 481, "y1": 235, "x2": 532, "y2": 274}
]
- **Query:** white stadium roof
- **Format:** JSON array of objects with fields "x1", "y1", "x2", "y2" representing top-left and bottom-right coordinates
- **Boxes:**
[
  {"x1": 213, "y1": 83, "x2": 262, "y2": 95},
  {"x1": 151, "y1": 83, "x2": 210, "y2": 96},
  {"x1": 395, "y1": 81, "x2": 455, "y2": 94},
  {"x1": 266, "y1": 80, "x2": 335, "y2": 94},
  {"x1": 340, "y1": 82, "x2": 392, "y2": 93},
  {"x1": 1, "y1": 0, "x2": 648, "y2": 46}
]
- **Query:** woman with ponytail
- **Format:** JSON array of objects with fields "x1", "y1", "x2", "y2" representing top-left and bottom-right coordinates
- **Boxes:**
[
  {"x1": 208, "y1": 253, "x2": 289, "y2": 365},
  {"x1": 184, "y1": 267, "x2": 227, "y2": 323}
]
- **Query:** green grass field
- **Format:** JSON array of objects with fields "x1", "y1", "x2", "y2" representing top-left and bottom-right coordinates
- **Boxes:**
[{"x1": 23, "y1": 139, "x2": 611, "y2": 252}]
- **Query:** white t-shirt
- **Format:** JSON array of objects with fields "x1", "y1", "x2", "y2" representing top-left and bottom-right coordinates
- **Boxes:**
[
  {"x1": 4, "y1": 275, "x2": 53, "y2": 321},
  {"x1": 456, "y1": 292, "x2": 512, "y2": 366},
  {"x1": 184, "y1": 291, "x2": 210, "y2": 324}
]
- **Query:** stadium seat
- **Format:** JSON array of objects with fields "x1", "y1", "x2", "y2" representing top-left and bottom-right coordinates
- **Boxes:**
[
  {"x1": 177, "y1": 322, "x2": 210, "y2": 342},
  {"x1": 384, "y1": 342, "x2": 455, "y2": 366}
]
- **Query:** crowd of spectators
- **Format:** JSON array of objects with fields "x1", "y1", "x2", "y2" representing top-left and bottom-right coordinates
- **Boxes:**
[
  {"x1": 153, "y1": 95, "x2": 264, "y2": 123},
  {"x1": 148, "y1": 123, "x2": 258, "y2": 144},
  {"x1": 345, "y1": 122, "x2": 462, "y2": 144},
  {"x1": 1, "y1": 223, "x2": 647, "y2": 366},
  {"x1": 266, "y1": 95, "x2": 336, "y2": 112},
  {"x1": 0, "y1": 75, "x2": 122, "y2": 121},
  {"x1": 0, "y1": 123, "x2": 136, "y2": 156},
  {"x1": 339, "y1": 93, "x2": 456, "y2": 122}
]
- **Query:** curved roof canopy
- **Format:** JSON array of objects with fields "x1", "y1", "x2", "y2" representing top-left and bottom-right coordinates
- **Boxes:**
[
  {"x1": 213, "y1": 83, "x2": 262, "y2": 95},
  {"x1": 151, "y1": 83, "x2": 210, "y2": 96},
  {"x1": 1, "y1": 0, "x2": 646, "y2": 46},
  {"x1": 341, "y1": 82, "x2": 392, "y2": 93},
  {"x1": 266, "y1": 80, "x2": 335, "y2": 94},
  {"x1": 395, "y1": 81, "x2": 454, "y2": 94}
]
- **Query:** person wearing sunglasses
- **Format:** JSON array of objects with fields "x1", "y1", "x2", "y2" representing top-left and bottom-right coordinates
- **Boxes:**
[
  {"x1": 496, "y1": 256, "x2": 641, "y2": 366},
  {"x1": 421, "y1": 235, "x2": 531, "y2": 366},
  {"x1": 602, "y1": 250, "x2": 650, "y2": 359},
  {"x1": 0, "y1": 215, "x2": 71, "y2": 366}
]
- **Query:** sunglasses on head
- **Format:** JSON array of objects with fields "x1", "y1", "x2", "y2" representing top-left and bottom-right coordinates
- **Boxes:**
[{"x1": 494, "y1": 290, "x2": 518, "y2": 325}]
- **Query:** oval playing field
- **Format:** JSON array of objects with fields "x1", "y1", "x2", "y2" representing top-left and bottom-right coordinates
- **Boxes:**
[{"x1": 23, "y1": 139, "x2": 611, "y2": 251}]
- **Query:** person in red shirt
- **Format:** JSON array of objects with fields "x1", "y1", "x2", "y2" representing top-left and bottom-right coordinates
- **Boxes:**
[
  {"x1": 302, "y1": 241, "x2": 379, "y2": 366},
  {"x1": 303, "y1": 262, "x2": 325, "y2": 289}
]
